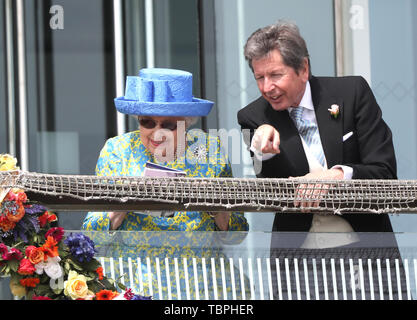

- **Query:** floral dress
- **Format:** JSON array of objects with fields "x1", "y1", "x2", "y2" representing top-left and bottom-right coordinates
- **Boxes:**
[{"x1": 82, "y1": 130, "x2": 250, "y2": 299}]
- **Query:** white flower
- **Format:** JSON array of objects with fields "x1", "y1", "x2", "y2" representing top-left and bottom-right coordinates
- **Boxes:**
[
  {"x1": 45, "y1": 258, "x2": 63, "y2": 280},
  {"x1": 35, "y1": 261, "x2": 48, "y2": 275},
  {"x1": 35, "y1": 256, "x2": 62, "y2": 279},
  {"x1": 328, "y1": 104, "x2": 340, "y2": 118}
]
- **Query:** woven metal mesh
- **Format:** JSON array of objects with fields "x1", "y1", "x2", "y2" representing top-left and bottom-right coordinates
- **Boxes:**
[{"x1": 1, "y1": 171, "x2": 417, "y2": 213}]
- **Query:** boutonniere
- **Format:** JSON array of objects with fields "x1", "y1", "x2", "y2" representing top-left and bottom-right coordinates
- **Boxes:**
[{"x1": 328, "y1": 104, "x2": 340, "y2": 119}]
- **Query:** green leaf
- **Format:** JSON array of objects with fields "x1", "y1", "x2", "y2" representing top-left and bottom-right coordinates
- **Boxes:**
[
  {"x1": 8, "y1": 260, "x2": 19, "y2": 272},
  {"x1": 53, "y1": 287, "x2": 63, "y2": 295},
  {"x1": 67, "y1": 259, "x2": 83, "y2": 271},
  {"x1": 0, "y1": 264, "x2": 8, "y2": 274},
  {"x1": 81, "y1": 259, "x2": 100, "y2": 272},
  {"x1": 118, "y1": 282, "x2": 127, "y2": 291},
  {"x1": 35, "y1": 284, "x2": 51, "y2": 296}
]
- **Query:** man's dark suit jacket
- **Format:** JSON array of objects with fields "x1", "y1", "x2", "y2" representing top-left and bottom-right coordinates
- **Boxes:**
[{"x1": 238, "y1": 75, "x2": 397, "y2": 238}]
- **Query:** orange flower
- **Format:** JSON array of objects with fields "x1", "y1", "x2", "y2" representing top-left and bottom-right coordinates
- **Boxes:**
[
  {"x1": 42, "y1": 236, "x2": 59, "y2": 258},
  {"x1": 0, "y1": 216, "x2": 16, "y2": 232},
  {"x1": 96, "y1": 267, "x2": 104, "y2": 281},
  {"x1": 16, "y1": 191, "x2": 27, "y2": 203},
  {"x1": 20, "y1": 277, "x2": 40, "y2": 288},
  {"x1": 38, "y1": 211, "x2": 57, "y2": 227},
  {"x1": 95, "y1": 290, "x2": 119, "y2": 300},
  {"x1": 6, "y1": 204, "x2": 25, "y2": 223},
  {"x1": 28, "y1": 247, "x2": 45, "y2": 265}
]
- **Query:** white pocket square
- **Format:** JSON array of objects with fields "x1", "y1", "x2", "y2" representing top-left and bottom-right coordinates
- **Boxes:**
[{"x1": 343, "y1": 131, "x2": 353, "y2": 142}]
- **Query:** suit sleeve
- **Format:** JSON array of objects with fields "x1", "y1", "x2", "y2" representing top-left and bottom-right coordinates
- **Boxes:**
[
  {"x1": 346, "y1": 77, "x2": 397, "y2": 179},
  {"x1": 237, "y1": 108, "x2": 256, "y2": 155}
]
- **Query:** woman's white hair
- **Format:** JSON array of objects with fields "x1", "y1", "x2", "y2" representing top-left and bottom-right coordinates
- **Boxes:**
[{"x1": 184, "y1": 117, "x2": 199, "y2": 128}]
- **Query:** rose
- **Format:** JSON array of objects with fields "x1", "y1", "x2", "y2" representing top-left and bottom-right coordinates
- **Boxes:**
[
  {"x1": 18, "y1": 259, "x2": 36, "y2": 275},
  {"x1": 64, "y1": 270, "x2": 89, "y2": 300},
  {"x1": 0, "y1": 154, "x2": 19, "y2": 171},
  {"x1": 0, "y1": 215, "x2": 16, "y2": 232},
  {"x1": 28, "y1": 247, "x2": 45, "y2": 265},
  {"x1": 6, "y1": 204, "x2": 25, "y2": 223}
]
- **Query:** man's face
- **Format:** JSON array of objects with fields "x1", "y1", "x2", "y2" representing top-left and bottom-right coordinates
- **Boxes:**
[{"x1": 252, "y1": 49, "x2": 309, "y2": 111}]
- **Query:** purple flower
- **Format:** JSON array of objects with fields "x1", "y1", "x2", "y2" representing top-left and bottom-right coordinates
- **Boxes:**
[
  {"x1": 130, "y1": 295, "x2": 152, "y2": 300},
  {"x1": 24, "y1": 204, "x2": 48, "y2": 215},
  {"x1": 64, "y1": 233, "x2": 97, "y2": 263}
]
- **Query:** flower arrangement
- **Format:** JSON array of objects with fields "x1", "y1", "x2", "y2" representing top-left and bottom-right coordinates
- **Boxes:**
[{"x1": 0, "y1": 154, "x2": 151, "y2": 300}]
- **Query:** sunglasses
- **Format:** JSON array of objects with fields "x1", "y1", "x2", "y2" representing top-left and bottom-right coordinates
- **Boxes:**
[{"x1": 138, "y1": 118, "x2": 178, "y2": 131}]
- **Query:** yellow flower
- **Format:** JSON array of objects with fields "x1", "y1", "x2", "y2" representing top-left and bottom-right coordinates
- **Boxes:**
[
  {"x1": 64, "y1": 270, "x2": 89, "y2": 300},
  {"x1": 0, "y1": 154, "x2": 19, "y2": 171}
]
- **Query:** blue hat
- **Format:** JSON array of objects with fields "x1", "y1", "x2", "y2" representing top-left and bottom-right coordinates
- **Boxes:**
[{"x1": 114, "y1": 68, "x2": 214, "y2": 117}]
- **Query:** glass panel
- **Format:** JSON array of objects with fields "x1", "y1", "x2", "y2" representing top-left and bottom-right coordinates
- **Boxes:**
[
  {"x1": 1, "y1": 230, "x2": 414, "y2": 300},
  {"x1": 369, "y1": 0, "x2": 417, "y2": 233},
  {"x1": 337, "y1": 0, "x2": 417, "y2": 232},
  {"x1": 25, "y1": 0, "x2": 116, "y2": 175},
  {"x1": 22, "y1": 0, "x2": 117, "y2": 229},
  {"x1": 124, "y1": 0, "x2": 202, "y2": 132}
]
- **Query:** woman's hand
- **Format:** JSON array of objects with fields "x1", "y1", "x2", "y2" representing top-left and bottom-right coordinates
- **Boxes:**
[
  {"x1": 108, "y1": 211, "x2": 128, "y2": 230},
  {"x1": 210, "y1": 212, "x2": 231, "y2": 231}
]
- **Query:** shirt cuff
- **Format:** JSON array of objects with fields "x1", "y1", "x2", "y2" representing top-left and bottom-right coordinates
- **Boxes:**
[{"x1": 331, "y1": 165, "x2": 353, "y2": 180}]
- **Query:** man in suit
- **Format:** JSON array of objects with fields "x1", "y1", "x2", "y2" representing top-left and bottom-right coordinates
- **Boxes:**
[{"x1": 238, "y1": 21, "x2": 402, "y2": 299}]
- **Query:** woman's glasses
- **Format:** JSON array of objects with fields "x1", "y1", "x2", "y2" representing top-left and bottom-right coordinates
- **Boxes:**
[{"x1": 138, "y1": 118, "x2": 178, "y2": 131}]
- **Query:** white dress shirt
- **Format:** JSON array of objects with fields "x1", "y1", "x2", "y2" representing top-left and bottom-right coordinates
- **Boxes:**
[{"x1": 251, "y1": 81, "x2": 359, "y2": 249}]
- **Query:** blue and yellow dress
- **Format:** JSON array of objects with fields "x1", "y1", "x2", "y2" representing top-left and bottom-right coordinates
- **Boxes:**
[{"x1": 82, "y1": 130, "x2": 250, "y2": 299}]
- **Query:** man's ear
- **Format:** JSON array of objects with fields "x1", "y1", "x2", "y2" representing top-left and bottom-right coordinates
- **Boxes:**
[{"x1": 301, "y1": 57, "x2": 310, "y2": 82}]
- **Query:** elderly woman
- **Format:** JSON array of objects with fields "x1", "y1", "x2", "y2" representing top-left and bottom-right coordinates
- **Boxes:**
[{"x1": 82, "y1": 68, "x2": 249, "y2": 299}]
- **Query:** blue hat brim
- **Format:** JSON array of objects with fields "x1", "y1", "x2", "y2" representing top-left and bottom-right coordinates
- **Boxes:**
[{"x1": 114, "y1": 97, "x2": 214, "y2": 117}]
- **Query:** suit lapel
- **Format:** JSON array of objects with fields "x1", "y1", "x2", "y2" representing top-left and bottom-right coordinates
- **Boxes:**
[
  {"x1": 310, "y1": 77, "x2": 343, "y2": 168},
  {"x1": 265, "y1": 106, "x2": 310, "y2": 176}
]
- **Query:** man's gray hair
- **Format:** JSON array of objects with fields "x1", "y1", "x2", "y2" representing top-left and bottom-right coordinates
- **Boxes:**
[{"x1": 244, "y1": 20, "x2": 311, "y2": 78}]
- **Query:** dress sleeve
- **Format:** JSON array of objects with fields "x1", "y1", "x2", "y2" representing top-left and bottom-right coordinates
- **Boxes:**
[{"x1": 82, "y1": 138, "x2": 121, "y2": 231}]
